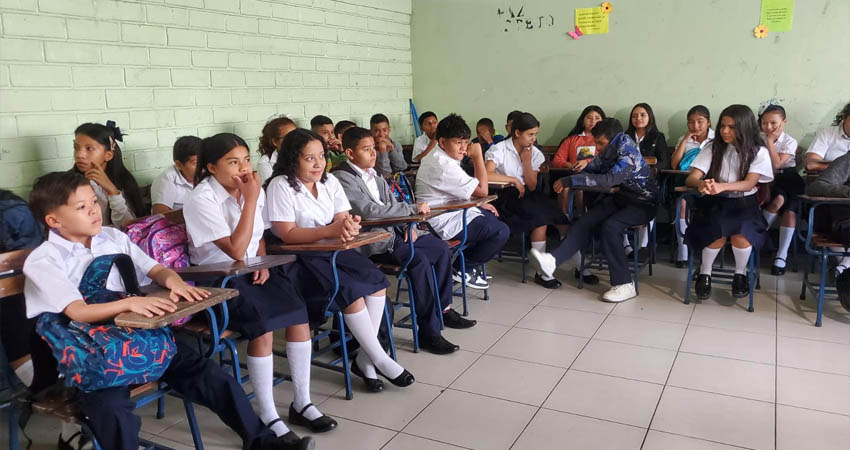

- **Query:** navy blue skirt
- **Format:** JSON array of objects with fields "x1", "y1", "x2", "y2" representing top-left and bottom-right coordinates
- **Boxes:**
[
  {"x1": 685, "y1": 195, "x2": 768, "y2": 251},
  {"x1": 286, "y1": 249, "x2": 389, "y2": 317},
  {"x1": 212, "y1": 268, "x2": 309, "y2": 340},
  {"x1": 494, "y1": 187, "x2": 568, "y2": 233},
  {"x1": 770, "y1": 169, "x2": 805, "y2": 213}
]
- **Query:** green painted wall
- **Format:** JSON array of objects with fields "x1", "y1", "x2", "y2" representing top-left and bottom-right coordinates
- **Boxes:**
[{"x1": 411, "y1": 0, "x2": 848, "y2": 147}]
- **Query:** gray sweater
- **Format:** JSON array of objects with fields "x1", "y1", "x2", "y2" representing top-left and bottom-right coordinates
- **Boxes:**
[
  {"x1": 376, "y1": 139, "x2": 408, "y2": 176},
  {"x1": 807, "y1": 152, "x2": 850, "y2": 198},
  {"x1": 332, "y1": 161, "x2": 419, "y2": 256}
]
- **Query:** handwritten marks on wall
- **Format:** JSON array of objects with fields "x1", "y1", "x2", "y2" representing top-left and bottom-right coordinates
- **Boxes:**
[{"x1": 498, "y1": 6, "x2": 555, "y2": 32}]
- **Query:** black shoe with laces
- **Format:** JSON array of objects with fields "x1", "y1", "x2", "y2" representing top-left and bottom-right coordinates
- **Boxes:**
[
  {"x1": 419, "y1": 335, "x2": 460, "y2": 355},
  {"x1": 443, "y1": 308, "x2": 476, "y2": 329},
  {"x1": 732, "y1": 273, "x2": 749, "y2": 298},
  {"x1": 695, "y1": 274, "x2": 712, "y2": 300}
]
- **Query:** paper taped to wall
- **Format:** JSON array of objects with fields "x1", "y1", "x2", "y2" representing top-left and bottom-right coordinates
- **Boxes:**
[
  {"x1": 760, "y1": 0, "x2": 794, "y2": 32},
  {"x1": 575, "y1": 7, "x2": 608, "y2": 34}
]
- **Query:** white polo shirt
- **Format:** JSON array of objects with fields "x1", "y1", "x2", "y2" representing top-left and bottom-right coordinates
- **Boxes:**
[
  {"x1": 258, "y1": 151, "x2": 277, "y2": 184},
  {"x1": 415, "y1": 145, "x2": 481, "y2": 239},
  {"x1": 23, "y1": 227, "x2": 158, "y2": 318},
  {"x1": 266, "y1": 173, "x2": 351, "y2": 235},
  {"x1": 765, "y1": 132, "x2": 798, "y2": 169},
  {"x1": 151, "y1": 165, "x2": 194, "y2": 210},
  {"x1": 412, "y1": 134, "x2": 432, "y2": 160},
  {"x1": 485, "y1": 138, "x2": 545, "y2": 184},
  {"x1": 690, "y1": 142, "x2": 774, "y2": 197},
  {"x1": 183, "y1": 176, "x2": 269, "y2": 265},
  {"x1": 347, "y1": 160, "x2": 383, "y2": 205},
  {"x1": 807, "y1": 124, "x2": 850, "y2": 163},
  {"x1": 676, "y1": 128, "x2": 716, "y2": 151}
]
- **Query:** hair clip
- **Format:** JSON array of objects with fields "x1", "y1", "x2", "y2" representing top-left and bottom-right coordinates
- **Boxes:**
[
  {"x1": 265, "y1": 113, "x2": 291, "y2": 124},
  {"x1": 105, "y1": 120, "x2": 125, "y2": 142},
  {"x1": 757, "y1": 98, "x2": 784, "y2": 117}
]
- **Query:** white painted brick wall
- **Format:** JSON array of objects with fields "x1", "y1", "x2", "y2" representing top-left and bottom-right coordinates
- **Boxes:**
[{"x1": 0, "y1": 0, "x2": 412, "y2": 196}]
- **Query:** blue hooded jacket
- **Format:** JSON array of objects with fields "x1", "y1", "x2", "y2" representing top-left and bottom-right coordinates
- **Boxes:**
[{"x1": 567, "y1": 133, "x2": 660, "y2": 204}]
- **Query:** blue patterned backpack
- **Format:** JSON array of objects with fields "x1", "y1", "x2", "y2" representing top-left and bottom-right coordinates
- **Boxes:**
[{"x1": 35, "y1": 254, "x2": 177, "y2": 392}]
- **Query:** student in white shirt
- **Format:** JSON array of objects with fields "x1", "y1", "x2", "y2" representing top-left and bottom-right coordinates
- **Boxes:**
[
  {"x1": 685, "y1": 105, "x2": 774, "y2": 300},
  {"x1": 670, "y1": 105, "x2": 715, "y2": 266},
  {"x1": 415, "y1": 114, "x2": 510, "y2": 289},
  {"x1": 184, "y1": 133, "x2": 335, "y2": 440},
  {"x1": 257, "y1": 116, "x2": 297, "y2": 184},
  {"x1": 369, "y1": 113, "x2": 408, "y2": 176},
  {"x1": 412, "y1": 111, "x2": 438, "y2": 162},
  {"x1": 24, "y1": 171, "x2": 313, "y2": 450},
  {"x1": 151, "y1": 135, "x2": 200, "y2": 214},
  {"x1": 265, "y1": 128, "x2": 415, "y2": 392},
  {"x1": 757, "y1": 104, "x2": 804, "y2": 275},
  {"x1": 71, "y1": 122, "x2": 145, "y2": 228},
  {"x1": 806, "y1": 102, "x2": 850, "y2": 172},
  {"x1": 485, "y1": 112, "x2": 568, "y2": 289}
]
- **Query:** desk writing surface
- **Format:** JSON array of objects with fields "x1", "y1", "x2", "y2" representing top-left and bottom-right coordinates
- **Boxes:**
[
  {"x1": 114, "y1": 286, "x2": 239, "y2": 329},
  {"x1": 360, "y1": 210, "x2": 448, "y2": 227},
  {"x1": 176, "y1": 255, "x2": 295, "y2": 281},
  {"x1": 430, "y1": 195, "x2": 498, "y2": 211},
  {"x1": 268, "y1": 230, "x2": 392, "y2": 252},
  {"x1": 798, "y1": 195, "x2": 850, "y2": 204}
]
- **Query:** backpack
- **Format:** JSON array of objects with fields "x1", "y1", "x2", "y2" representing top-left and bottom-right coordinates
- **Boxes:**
[
  {"x1": 0, "y1": 189, "x2": 43, "y2": 252},
  {"x1": 678, "y1": 147, "x2": 701, "y2": 171},
  {"x1": 35, "y1": 254, "x2": 177, "y2": 392},
  {"x1": 389, "y1": 172, "x2": 415, "y2": 205},
  {"x1": 125, "y1": 214, "x2": 192, "y2": 326}
]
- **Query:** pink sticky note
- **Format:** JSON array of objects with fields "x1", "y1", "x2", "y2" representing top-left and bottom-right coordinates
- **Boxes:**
[
  {"x1": 574, "y1": 25, "x2": 583, "y2": 36},
  {"x1": 568, "y1": 30, "x2": 579, "y2": 39}
]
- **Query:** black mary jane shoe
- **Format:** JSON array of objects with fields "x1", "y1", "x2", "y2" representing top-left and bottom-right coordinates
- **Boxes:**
[
  {"x1": 350, "y1": 359, "x2": 384, "y2": 393},
  {"x1": 534, "y1": 273, "x2": 562, "y2": 289},
  {"x1": 288, "y1": 403, "x2": 337, "y2": 433},
  {"x1": 695, "y1": 274, "x2": 712, "y2": 300},
  {"x1": 376, "y1": 367, "x2": 415, "y2": 387},
  {"x1": 731, "y1": 274, "x2": 749, "y2": 298},
  {"x1": 277, "y1": 429, "x2": 316, "y2": 450},
  {"x1": 771, "y1": 258, "x2": 786, "y2": 276},
  {"x1": 573, "y1": 268, "x2": 600, "y2": 285}
]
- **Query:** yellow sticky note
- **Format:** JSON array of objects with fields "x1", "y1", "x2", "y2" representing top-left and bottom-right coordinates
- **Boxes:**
[{"x1": 575, "y1": 7, "x2": 609, "y2": 34}]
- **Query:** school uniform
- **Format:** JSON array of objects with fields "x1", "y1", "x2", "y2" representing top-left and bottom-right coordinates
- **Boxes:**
[
  {"x1": 23, "y1": 228, "x2": 280, "y2": 450},
  {"x1": 333, "y1": 161, "x2": 451, "y2": 339},
  {"x1": 415, "y1": 145, "x2": 509, "y2": 271},
  {"x1": 485, "y1": 138, "x2": 567, "y2": 233},
  {"x1": 675, "y1": 129, "x2": 716, "y2": 170},
  {"x1": 265, "y1": 173, "x2": 389, "y2": 314},
  {"x1": 150, "y1": 165, "x2": 193, "y2": 211},
  {"x1": 684, "y1": 142, "x2": 775, "y2": 251},
  {"x1": 257, "y1": 151, "x2": 277, "y2": 184},
  {"x1": 807, "y1": 124, "x2": 850, "y2": 163},
  {"x1": 766, "y1": 132, "x2": 804, "y2": 212},
  {"x1": 375, "y1": 139, "x2": 408, "y2": 176},
  {"x1": 184, "y1": 176, "x2": 307, "y2": 340},
  {"x1": 412, "y1": 133, "x2": 433, "y2": 160}
]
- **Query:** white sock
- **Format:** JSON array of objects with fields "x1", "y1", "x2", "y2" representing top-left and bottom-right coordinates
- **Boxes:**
[
  {"x1": 14, "y1": 359, "x2": 33, "y2": 387},
  {"x1": 639, "y1": 220, "x2": 653, "y2": 248},
  {"x1": 355, "y1": 295, "x2": 386, "y2": 379},
  {"x1": 622, "y1": 234, "x2": 633, "y2": 255},
  {"x1": 834, "y1": 254, "x2": 850, "y2": 273},
  {"x1": 531, "y1": 241, "x2": 554, "y2": 280},
  {"x1": 775, "y1": 226, "x2": 794, "y2": 267},
  {"x1": 700, "y1": 247, "x2": 721, "y2": 276},
  {"x1": 763, "y1": 211, "x2": 777, "y2": 228},
  {"x1": 344, "y1": 309, "x2": 403, "y2": 379},
  {"x1": 247, "y1": 354, "x2": 289, "y2": 437},
  {"x1": 732, "y1": 246, "x2": 752, "y2": 275},
  {"x1": 677, "y1": 219, "x2": 688, "y2": 261},
  {"x1": 286, "y1": 340, "x2": 321, "y2": 421}
]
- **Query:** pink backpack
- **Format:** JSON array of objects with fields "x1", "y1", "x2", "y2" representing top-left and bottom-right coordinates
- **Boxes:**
[{"x1": 124, "y1": 214, "x2": 192, "y2": 325}]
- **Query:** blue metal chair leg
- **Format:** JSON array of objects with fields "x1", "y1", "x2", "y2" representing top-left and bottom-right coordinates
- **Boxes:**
[
  {"x1": 481, "y1": 264, "x2": 489, "y2": 301},
  {"x1": 816, "y1": 250, "x2": 828, "y2": 327},
  {"x1": 156, "y1": 396, "x2": 165, "y2": 420},
  {"x1": 385, "y1": 302, "x2": 397, "y2": 361},
  {"x1": 336, "y1": 311, "x2": 354, "y2": 399},
  {"x1": 520, "y1": 232, "x2": 527, "y2": 283},
  {"x1": 8, "y1": 401, "x2": 19, "y2": 450},
  {"x1": 747, "y1": 252, "x2": 755, "y2": 312},
  {"x1": 685, "y1": 253, "x2": 694, "y2": 304},
  {"x1": 632, "y1": 228, "x2": 639, "y2": 294},
  {"x1": 183, "y1": 399, "x2": 205, "y2": 450},
  {"x1": 432, "y1": 266, "x2": 445, "y2": 330},
  {"x1": 406, "y1": 275, "x2": 420, "y2": 353}
]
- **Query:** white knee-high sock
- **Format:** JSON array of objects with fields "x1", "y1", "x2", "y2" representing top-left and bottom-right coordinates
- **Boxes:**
[
  {"x1": 344, "y1": 309, "x2": 403, "y2": 379},
  {"x1": 14, "y1": 359, "x2": 33, "y2": 387},
  {"x1": 833, "y1": 253, "x2": 850, "y2": 273},
  {"x1": 286, "y1": 340, "x2": 322, "y2": 421},
  {"x1": 775, "y1": 226, "x2": 795, "y2": 267},
  {"x1": 677, "y1": 219, "x2": 688, "y2": 261},
  {"x1": 355, "y1": 295, "x2": 386, "y2": 379},
  {"x1": 763, "y1": 211, "x2": 777, "y2": 228},
  {"x1": 247, "y1": 355, "x2": 289, "y2": 436},
  {"x1": 639, "y1": 220, "x2": 653, "y2": 248},
  {"x1": 531, "y1": 241, "x2": 554, "y2": 280},
  {"x1": 732, "y1": 246, "x2": 752, "y2": 275},
  {"x1": 701, "y1": 247, "x2": 721, "y2": 276},
  {"x1": 622, "y1": 234, "x2": 632, "y2": 252}
]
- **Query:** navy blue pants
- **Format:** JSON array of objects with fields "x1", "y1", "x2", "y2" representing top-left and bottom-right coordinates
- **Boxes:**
[
  {"x1": 551, "y1": 196, "x2": 655, "y2": 286},
  {"x1": 76, "y1": 339, "x2": 277, "y2": 450},
  {"x1": 372, "y1": 233, "x2": 452, "y2": 338},
  {"x1": 450, "y1": 209, "x2": 510, "y2": 271}
]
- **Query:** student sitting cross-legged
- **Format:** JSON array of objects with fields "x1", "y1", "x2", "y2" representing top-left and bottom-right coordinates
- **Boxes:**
[
  {"x1": 529, "y1": 118, "x2": 659, "y2": 303},
  {"x1": 332, "y1": 127, "x2": 477, "y2": 355},
  {"x1": 23, "y1": 171, "x2": 315, "y2": 450}
]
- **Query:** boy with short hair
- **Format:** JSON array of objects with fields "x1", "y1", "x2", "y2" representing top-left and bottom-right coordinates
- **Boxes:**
[
  {"x1": 332, "y1": 127, "x2": 476, "y2": 355},
  {"x1": 471, "y1": 117, "x2": 504, "y2": 153},
  {"x1": 24, "y1": 171, "x2": 314, "y2": 450},
  {"x1": 151, "y1": 135, "x2": 201, "y2": 214},
  {"x1": 412, "y1": 111, "x2": 438, "y2": 162},
  {"x1": 369, "y1": 113, "x2": 408, "y2": 176},
  {"x1": 415, "y1": 114, "x2": 509, "y2": 288},
  {"x1": 311, "y1": 115, "x2": 347, "y2": 170},
  {"x1": 334, "y1": 120, "x2": 356, "y2": 144}
]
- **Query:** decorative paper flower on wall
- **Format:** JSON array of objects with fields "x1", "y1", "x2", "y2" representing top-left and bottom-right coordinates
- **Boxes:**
[
  {"x1": 754, "y1": 24, "x2": 768, "y2": 39},
  {"x1": 601, "y1": 2, "x2": 613, "y2": 13}
]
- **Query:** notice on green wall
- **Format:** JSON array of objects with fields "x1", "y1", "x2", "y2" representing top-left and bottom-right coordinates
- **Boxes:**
[
  {"x1": 575, "y1": 7, "x2": 608, "y2": 34},
  {"x1": 760, "y1": 0, "x2": 794, "y2": 32}
]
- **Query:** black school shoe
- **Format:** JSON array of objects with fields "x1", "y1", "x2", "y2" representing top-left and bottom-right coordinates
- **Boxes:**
[
  {"x1": 534, "y1": 273, "x2": 562, "y2": 289},
  {"x1": 443, "y1": 308, "x2": 476, "y2": 329},
  {"x1": 695, "y1": 274, "x2": 712, "y2": 300},
  {"x1": 419, "y1": 335, "x2": 460, "y2": 355},
  {"x1": 771, "y1": 258, "x2": 787, "y2": 275},
  {"x1": 732, "y1": 274, "x2": 749, "y2": 298},
  {"x1": 57, "y1": 432, "x2": 90, "y2": 450},
  {"x1": 350, "y1": 358, "x2": 384, "y2": 393},
  {"x1": 288, "y1": 403, "x2": 337, "y2": 433},
  {"x1": 273, "y1": 430, "x2": 315, "y2": 450},
  {"x1": 573, "y1": 268, "x2": 599, "y2": 285},
  {"x1": 376, "y1": 367, "x2": 415, "y2": 387}
]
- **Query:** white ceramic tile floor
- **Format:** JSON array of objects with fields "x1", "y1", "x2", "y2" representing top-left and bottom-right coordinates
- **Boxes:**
[{"x1": 7, "y1": 260, "x2": 850, "y2": 450}]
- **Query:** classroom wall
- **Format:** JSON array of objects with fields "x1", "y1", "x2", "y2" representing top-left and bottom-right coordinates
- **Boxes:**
[
  {"x1": 411, "y1": 0, "x2": 849, "y2": 147},
  {"x1": 0, "y1": 0, "x2": 412, "y2": 196}
]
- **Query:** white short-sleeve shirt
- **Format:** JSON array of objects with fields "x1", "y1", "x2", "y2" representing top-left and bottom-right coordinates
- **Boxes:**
[
  {"x1": 690, "y1": 142, "x2": 774, "y2": 197},
  {"x1": 266, "y1": 173, "x2": 351, "y2": 236},
  {"x1": 23, "y1": 227, "x2": 158, "y2": 318},
  {"x1": 411, "y1": 134, "x2": 431, "y2": 160},
  {"x1": 415, "y1": 145, "x2": 482, "y2": 239},
  {"x1": 807, "y1": 124, "x2": 850, "y2": 163},
  {"x1": 765, "y1": 132, "x2": 798, "y2": 169},
  {"x1": 151, "y1": 165, "x2": 194, "y2": 210},
  {"x1": 485, "y1": 138, "x2": 545, "y2": 184},
  {"x1": 676, "y1": 128, "x2": 716, "y2": 151},
  {"x1": 183, "y1": 176, "x2": 269, "y2": 265},
  {"x1": 258, "y1": 151, "x2": 277, "y2": 184}
]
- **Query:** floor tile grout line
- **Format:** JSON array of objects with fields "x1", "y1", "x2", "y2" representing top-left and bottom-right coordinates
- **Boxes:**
[{"x1": 648, "y1": 429, "x2": 758, "y2": 450}]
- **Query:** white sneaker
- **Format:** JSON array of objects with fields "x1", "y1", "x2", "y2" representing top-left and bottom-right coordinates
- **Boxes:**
[
  {"x1": 453, "y1": 268, "x2": 489, "y2": 289},
  {"x1": 602, "y1": 282, "x2": 637, "y2": 303},
  {"x1": 529, "y1": 248, "x2": 556, "y2": 279}
]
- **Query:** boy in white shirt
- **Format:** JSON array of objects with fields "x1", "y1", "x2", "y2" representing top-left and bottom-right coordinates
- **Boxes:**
[
  {"x1": 151, "y1": 135, "x2": 200, "y2": 214},
  {"x1": 24, "y1": 171, "x2": 313, "y2": 450},
  {"x1": 412, "y1": 111, "x2": 438, "y2": 162}
]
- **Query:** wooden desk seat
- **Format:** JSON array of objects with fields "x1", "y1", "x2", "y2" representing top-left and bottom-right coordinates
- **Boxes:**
[{"x1": 31, "y1": 382, "x2": 160, "y2": 423}]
